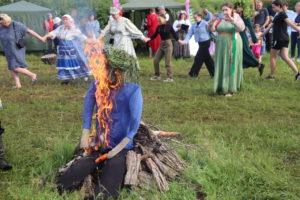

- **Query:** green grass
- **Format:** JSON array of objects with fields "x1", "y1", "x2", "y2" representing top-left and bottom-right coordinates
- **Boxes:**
[{"x1": 0, "y1": 53, "x2": 299, "y2": 200}]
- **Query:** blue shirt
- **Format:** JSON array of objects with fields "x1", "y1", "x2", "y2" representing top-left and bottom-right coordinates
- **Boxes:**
[
  {"x1": 184, "y1": 20, "x2": 210, "y2": 43},
  {"x1": 82, "y1": 82, "x2": 143, "y2": 149}
]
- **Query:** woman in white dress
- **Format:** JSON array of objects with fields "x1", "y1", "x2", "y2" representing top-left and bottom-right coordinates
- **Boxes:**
[
  {"x1": 173, "y1": 10, "x2": 191, "y2": 58},
  {"x1": 101, "y1": 7, "x2": 149, "y2": 67}
]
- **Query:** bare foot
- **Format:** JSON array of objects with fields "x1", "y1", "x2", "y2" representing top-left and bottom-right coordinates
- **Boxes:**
[
  {"x1": 12, "y1": 85, "x2": 22, "y2": 89},
  {"x1": 31, "y1": 74, "x2": 38, "y2": 85},
  {"x1": 32, "y1": 74, "x2": 37, "y2": 81}
]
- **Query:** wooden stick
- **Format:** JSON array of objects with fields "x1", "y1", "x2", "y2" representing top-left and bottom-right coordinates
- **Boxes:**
[
  {"x1": 145, "y1": 158, "x2": 169, "y2": 192},
  {"x1": 124, "y1": 151, "x2": 141, "y2": 186},
  {"x1": 151, "y1": 154, "x2": 178, "y2": 179},
  {"x1": 151, "y1": 130, "x2": 180, "y2": 137}
]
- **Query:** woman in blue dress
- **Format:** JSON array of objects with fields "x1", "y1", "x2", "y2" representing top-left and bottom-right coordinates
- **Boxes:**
[
  {"x1": 43, "y1": 14, "x2": 91, "y2": 84},
  {"x1": 0, "y1": 14, "x2": 44, "y2": 88}
]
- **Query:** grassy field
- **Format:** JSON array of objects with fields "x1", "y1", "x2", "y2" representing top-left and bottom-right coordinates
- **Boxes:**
[{"x1": 0, "y1": 53, "x2": 299, "y2": 200}]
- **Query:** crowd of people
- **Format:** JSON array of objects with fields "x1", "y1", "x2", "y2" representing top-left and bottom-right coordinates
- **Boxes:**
[
  {"x1": 1, "y1": 0, "x2": 300, "y2": 199},
  {"x1": 1, "y1": 1, "x2": 299, "y2": 89}
]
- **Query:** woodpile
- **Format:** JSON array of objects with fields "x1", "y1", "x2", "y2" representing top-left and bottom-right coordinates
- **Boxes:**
[
  {"x1": 124, "y1": 123, "x2": 185, "y2": 192},
  {"x1": 58, "y1": 123, "x2": 186, "y2": 198}
]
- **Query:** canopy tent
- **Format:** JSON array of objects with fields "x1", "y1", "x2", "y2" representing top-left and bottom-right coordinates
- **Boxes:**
[
  {"x1": 122, "y1": 0, "x2": 185, "y2": 11},
  {"x1": 121, "y1": 0, "x2": 185, "y2": 30},
  {"x1": 0, "y1": 1, "x2": 51, "y2": 51}
]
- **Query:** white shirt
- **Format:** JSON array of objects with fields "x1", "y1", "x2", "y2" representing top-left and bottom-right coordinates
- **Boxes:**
[
  {"x1": 173, "y1": 19, "x2": 191, "y2": 32},
  {"x1": 49, "y1": 25, "x2": 87, "y2": 41},
  {"x1": 286, "y1": 10, "x2": 297, "y2": 34}
]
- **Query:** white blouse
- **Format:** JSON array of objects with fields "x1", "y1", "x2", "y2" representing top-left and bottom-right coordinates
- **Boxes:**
[
  {"x1": 173, "y1": 19, "x2": 191, "y2": 32},
  {"x1": 102, "y1": 17, "x2": 145, "y2": 40},
  {"x1": 49, "y1": 25, "x2": 87, "y2": 41}
]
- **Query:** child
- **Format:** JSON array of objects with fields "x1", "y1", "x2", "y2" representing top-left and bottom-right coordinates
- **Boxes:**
[
  {"x1": 251, "y1": 24, "x2": 263, "y2": 63},
  {"x1": 264, "y1": 0, "x2": 300, "y2": 80}
]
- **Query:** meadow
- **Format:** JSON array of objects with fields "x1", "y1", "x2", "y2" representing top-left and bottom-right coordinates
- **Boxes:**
[{"x1": 0, "y1": 53, "x2": 299, "y2": 200}]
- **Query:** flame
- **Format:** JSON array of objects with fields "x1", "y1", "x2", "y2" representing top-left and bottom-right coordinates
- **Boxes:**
[{"x1": 85, "y1": 39, "x2": 123, "y2": 147}]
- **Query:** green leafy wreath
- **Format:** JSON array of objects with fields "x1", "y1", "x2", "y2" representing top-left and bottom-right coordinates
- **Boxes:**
[{"x1": 103, "y1": 46, "x2": 140, "y2": 83}]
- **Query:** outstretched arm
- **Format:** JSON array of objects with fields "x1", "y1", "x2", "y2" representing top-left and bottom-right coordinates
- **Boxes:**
[
  {"x1": 125, "y1": 18, "x2": 145, "y2": 40},
  {"x1": 27, "y1": 28, "x2": 45, "y2": 42},
  {"x1": 182, "y1": 25, "x2": 194, "y2": 44},
  {"x1": 285, "y1": 18, "x2": 300, "y2": 32}
]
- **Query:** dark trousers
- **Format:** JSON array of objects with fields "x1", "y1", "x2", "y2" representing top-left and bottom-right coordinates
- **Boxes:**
[
  {"x1": 94, "y1": 150, "x2": 128, "y2": 200},
  {"x1": 291, "y1": 32, "x2": 300, "y2": 58},
  {"x1": 189, "y1": 40, "x2": 214, "y2": 77},
  {"x1": 0, "y1": 135, "x2": 5, "y2": 160}
]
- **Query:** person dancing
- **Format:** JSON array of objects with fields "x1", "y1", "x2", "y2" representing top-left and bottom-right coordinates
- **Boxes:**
[
  {"x1": 101, "y1": 7, "x2": 149, "y2": 68},
  {"x1": 264, "y1": 0, "x2": 300, "y2": 80},
  {"x1": 179, "y1": 10, "x2": 214, "y2": 78},
  {"x1": 0, "y1": 14, "x2": 44, "y2": 89},
  {"x1": 149, "y1": 14, "x2": 179, "y2": 82},
  {"x1": 43, "y1": 14, "x2": 91, "y2": 84}
]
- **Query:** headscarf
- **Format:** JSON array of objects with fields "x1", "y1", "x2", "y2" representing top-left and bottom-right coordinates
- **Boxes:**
[
  {"x1": 62, "y1": 14, "x2": 75, "y2": 28},
  {"x1": 110, "y1": 7, "x2": 121, "y2": 15}
]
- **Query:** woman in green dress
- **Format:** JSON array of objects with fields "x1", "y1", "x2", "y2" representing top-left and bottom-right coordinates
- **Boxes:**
[{"x1": 210, "y1": 3, "x2": 245, "y2": 96}]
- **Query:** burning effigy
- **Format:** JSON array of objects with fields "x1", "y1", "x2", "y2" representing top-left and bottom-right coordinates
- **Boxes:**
[{"x1": 56, "y1": 39, "x2": 185, "y2": 200}]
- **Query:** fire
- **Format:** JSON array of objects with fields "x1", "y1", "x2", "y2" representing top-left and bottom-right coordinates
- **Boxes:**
[{"x1": 85, "y1": 39, "x2": 123, "y2": 147}]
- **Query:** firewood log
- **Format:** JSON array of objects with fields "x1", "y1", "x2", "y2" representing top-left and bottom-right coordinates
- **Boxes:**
[
  {"x1": 145, "y1": 158, "x2": 169, "y2": 192},
  {"x1": 137, "y1": 171, "x2": 154, "y2": 190},
  {"x1": 151, "y1": 154, "x2": 178, "y2": 179},
  {"x1": 124, "y1": 151, "x2": 141, "y2": 186},
  {"x1": 156, "y1": 152, "x2": 185, "y2": 173}
]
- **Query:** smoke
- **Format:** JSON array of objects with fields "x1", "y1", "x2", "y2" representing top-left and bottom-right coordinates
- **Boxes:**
[{"x1": 28, "y1": 0, "x2": 94, "y2": 19}]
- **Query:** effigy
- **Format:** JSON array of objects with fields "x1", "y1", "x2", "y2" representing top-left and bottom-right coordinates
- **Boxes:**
[{"x1": 55, "y1": 39, "x2": 185, "y2": 199}]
